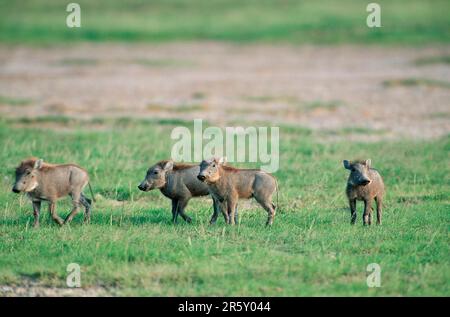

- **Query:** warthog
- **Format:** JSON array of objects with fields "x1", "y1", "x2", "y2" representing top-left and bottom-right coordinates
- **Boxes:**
[
  {"x1": 12, "y1": 157, "x2": 94, "y2": 227},
  {"x1": 343, "y1": 159, "x2": 385, "y2": 225},
  {"x1": 197, "y1": 157, "x2": 278, "y2": 226},
  {"x1": 138, "y1": 160, "x2": 235, "y2": 224}
]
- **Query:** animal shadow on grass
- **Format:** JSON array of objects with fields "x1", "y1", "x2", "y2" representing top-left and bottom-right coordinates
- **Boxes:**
[
  {"x1": 19, "y1": 271, "x2": 59, "y2": 281},
  {"x1": 0, "y1": 208, "x2": 195, "y2": 227},
  {"x1": 0, "y1": 212, "x2": 81, "y2": 228},
  {"x1": 0, "y1": 215, "x2": 34, "y2": 227},
  {"x1": 397, "y1": 194, "x2": 446, "y2": 204},
  {"x1": 87, "y1": 208, "x2": 177, "y2": 227}
]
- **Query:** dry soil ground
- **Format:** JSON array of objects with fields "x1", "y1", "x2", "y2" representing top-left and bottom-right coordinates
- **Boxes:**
[{"x1": 0, "y1": 43, "x2": 449, "y2": 140}]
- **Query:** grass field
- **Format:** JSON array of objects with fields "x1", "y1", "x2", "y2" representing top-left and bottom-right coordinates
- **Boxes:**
[
  {"x1": 0, "y1": 118, "x2": 448, "y2": 296},
  {"x1": 0, "y1": 0, "x2": 449, "y2": 45}
]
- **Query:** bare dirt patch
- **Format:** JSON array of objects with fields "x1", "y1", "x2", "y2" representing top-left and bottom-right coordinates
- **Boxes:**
[
  {"x1": 0, "y1": 43, "x2": 449, "y2": 140},
  {"x1": 0, "y1": 279, "x2": 114, "y2": 297}
]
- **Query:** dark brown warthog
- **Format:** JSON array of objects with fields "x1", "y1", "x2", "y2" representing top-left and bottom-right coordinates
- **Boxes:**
[
  {"x1": 197, "y1": 157, "x2": 278, "y2": 226},
  {"x1": 343, "y1": 159, "x2": 385, "y2": 225},
  {"x1": 12, "y1": 157, "x2": 94, "y2": 227},
  {"x1": 138, "y1": 160, "x2": 232, "y2": 224}
]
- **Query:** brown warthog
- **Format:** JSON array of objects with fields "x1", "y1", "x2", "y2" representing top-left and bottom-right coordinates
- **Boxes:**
[
  {"x1": 197, "y1": 157, "x2": 278, "y2": 226},
  {"x1": 138, "y1": 160, "x2": 234, "y2": 224},
  {"x1": 343, "y1": 159, "x2": 385, "y2": 225},
  {"x1": 12, "y1": 157, "x2": 94, "y2": 227}
]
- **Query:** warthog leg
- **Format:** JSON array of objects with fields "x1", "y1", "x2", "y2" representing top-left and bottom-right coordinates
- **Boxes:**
[
  {"x1": 209, "y1": 196, "x2": 220, "y2": 224},
  {"x1": 80, "y1": 193, "x2": 92, "y2": 224},
  {"x1": 219, "y1": 200, "x2": 229, "y2": 224},
  {"x1": 64, "y1": 203, "x2": 80, "y2": 224},
  {"x1": 349, "y1": 199, "x2": 357, "y2": 225},
  {"x1": 363, "y1": 199, "x2": 372, "y2": 226},
  {"x1": 256, "y1": 199, "x2": 276, "y2": 226},
  {"x1": 213, "y1": 203, "x2": 238, "y2": 224},
  {"x1": 225, "y1": 196, "x2": 239, "y2": 225},
  {"x1": 227, "y1": 199, "x2": 238, "y2": 225},
  {"x1": 64, "y1": 192, "x2": 81, "y2": 224},
  {"x1": 49, "y1": 202, "x2": 64, "y2": 226},
  {"x1": 177, "y1": 199, "x2": 192, "y2": 223},
  {"x1": 375, "y1": 195, "x2": 383, "y2": 225},
  {"x1": 32, "y1": 201, "x2": 41, "y2": 228},
  {"x1": 171, "y1": 199, "x2": 179, "y2": 223}
]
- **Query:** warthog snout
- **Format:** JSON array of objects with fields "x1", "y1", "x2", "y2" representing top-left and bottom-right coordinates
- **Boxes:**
[
  {"x1": 12, "y1": 186, "x2": 20, "y2": 193},
  {"x1": 138, "y1": 182, "x2": 149, "y2": 191},
  {"x1": 360, "y1": 179, "x2": 371, "y2": 186},
  {"x1": 197, "y1": 174, "x2": 206, "y2": 182}
]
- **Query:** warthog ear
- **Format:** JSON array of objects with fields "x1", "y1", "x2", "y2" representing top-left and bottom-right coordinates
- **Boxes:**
[
  {"x1": 218, "y1": 157, "x2": 227, "y2": 165},
  {"x1": 34, "y1": 159, "x2": 43, "y2": 169},
  {"x1": 364, "y1": 159, "x2": 371, "y2": 168},
  {"x1": 343, "y1": 160, "x2": 351, "y2": 170},
  {"x1": 163, "y1": 160, "x2": 174, "y2": 171}
]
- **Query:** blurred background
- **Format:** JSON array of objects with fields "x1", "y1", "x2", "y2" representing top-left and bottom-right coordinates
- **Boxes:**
[{"x1": 0, "y1": 0, "x2": 449, "y2": 141}]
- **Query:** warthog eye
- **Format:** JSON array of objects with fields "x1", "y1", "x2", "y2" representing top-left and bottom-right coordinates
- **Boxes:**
[
  {"x1": 153, "y1": 171, "x2": 158, "y2": 175},
  {"x1": 212, "y1": 164, "x2": 216, "y2": 167}
]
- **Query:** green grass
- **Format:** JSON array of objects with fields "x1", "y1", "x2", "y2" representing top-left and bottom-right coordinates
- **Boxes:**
[
  {"x1": 383, "y1": 78, "x2": 450, "y2": 89},
  {"x1": 8, "y1": 116, "x2": 194, "y2": 127},
  {"x1": 414, "y1": 55, "x2": 450, "y2": 66},
  {"x1": 428, "y1": 112, "x2": 450, "y2": 119},
  {"x1": 0, "y1": 95, "x2": 32, "y2": 106},
  {"x1": 301, "y1": 100, "x2": 344, "y2": 111},
  {"x1": 0, "y1": 0, "x2": 449, "y2": 45},
  {"x1": 321, "y1": 127, "x2": 388, "y2": 136},
  {"x1": 242, "y1": 97, "x2": 344, "y2": 114},
  {"x1": 0, "y1": 118, "x2": 448, "y2": 296},
  {"x1": 147, "y1": 103, "x2": 208, "y2": 113}
]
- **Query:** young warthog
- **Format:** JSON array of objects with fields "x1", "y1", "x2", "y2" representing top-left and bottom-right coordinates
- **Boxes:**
[
  {"x1": 197, "y1": 157, "x2": 278, "y2": 226},
  {"x1": 12, "y1": 157, "x2": 94, "y2": 227},
  {"x1": 343, "y1": 159, "x2": 384, "y2": 225},
  {"x1": 138, "y1": 160, "x2": 230, "y2": 224}
]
